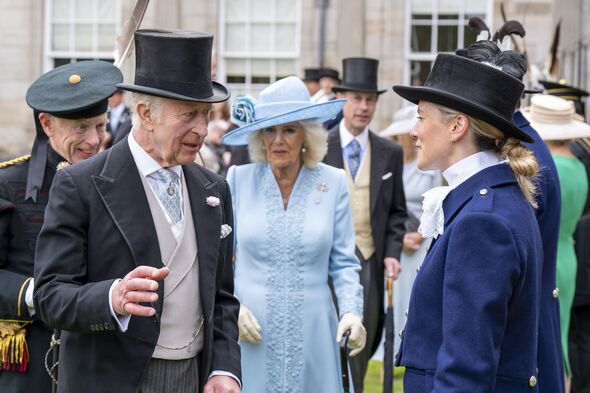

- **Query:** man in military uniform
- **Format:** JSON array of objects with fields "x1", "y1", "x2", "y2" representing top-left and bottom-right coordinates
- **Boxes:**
[{"x1": 0, "y1": 60, "x2": 122, "y2": 392}]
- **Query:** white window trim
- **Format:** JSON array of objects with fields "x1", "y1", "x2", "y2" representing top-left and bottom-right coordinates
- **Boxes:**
[
  {"x1": 218, "y1": 0, "x2": 302, "y2": 96},
  {"x1": 403, "y1": 0, "x2": 493, "y2": 87},
  {"x1": 43, "y1": 0, "x2": 122, "y2": 71}
]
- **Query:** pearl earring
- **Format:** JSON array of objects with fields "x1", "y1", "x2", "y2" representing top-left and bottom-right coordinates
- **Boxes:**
[{"x1": 302, "y1": 146, "x2": 307, "y2": 153}]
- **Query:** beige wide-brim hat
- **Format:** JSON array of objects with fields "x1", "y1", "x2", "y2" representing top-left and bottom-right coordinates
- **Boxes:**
[
  {"x1": 379, "y1": 105, "x2": 418, "y2": 138},
  {"x1": 522, "y1": 94, "x2": 590, "y2": 140}
]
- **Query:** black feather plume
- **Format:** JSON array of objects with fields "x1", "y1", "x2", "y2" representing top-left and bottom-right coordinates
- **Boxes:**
[
  {"x1": 492, "y1": 20, "x2": 526, "y2": 42},
  {"x1": 467, "y1": 41, "x2": 527, "y2": 81},
  {"x1": 468, "y1": 17, "x2": 490, "y2": 36},
  {"x1": 549, "y1": 20, "x2": 561, "y2": 77}
]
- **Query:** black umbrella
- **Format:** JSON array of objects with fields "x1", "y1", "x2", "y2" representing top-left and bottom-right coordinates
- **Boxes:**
[{"x1": 383, "y1": 276, "x2": 395, "y2": 393}]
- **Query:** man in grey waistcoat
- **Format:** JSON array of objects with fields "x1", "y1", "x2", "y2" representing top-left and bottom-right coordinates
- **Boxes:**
[{"x1": 33, "y1": 30, "x2": 241, "y2": 393}]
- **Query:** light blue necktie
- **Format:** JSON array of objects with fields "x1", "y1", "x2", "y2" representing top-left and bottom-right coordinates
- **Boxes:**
[
  {"x1": 147, "y1": 169, "x2": 182, "y2": 225},
  {"x1": 347, "y1": 139, "x2": 362, "y2": 180}
]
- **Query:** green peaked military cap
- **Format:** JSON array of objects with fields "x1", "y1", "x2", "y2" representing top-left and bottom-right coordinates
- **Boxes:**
[{"x1": 26, "y1": 60, "x2": 123, "y2": 119}]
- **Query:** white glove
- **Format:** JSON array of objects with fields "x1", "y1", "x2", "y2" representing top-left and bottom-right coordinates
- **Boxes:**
[
  {"x1": 238, "y1": 304, "x2": 262, "y2": 344},
  {"x1": 336, "y1": 313, "x2": 366, "y2": 357}
]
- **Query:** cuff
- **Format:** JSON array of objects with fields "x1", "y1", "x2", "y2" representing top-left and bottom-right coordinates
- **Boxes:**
[
  {"x1": 25, "y1": 278, "x2": 35, "y2": 316},
  {"x1": 108, "y1": 279, "x2": 130, "y2": 332},
  {"x1": 208, "y1": 370, "x2": 242, "y2": 389}
]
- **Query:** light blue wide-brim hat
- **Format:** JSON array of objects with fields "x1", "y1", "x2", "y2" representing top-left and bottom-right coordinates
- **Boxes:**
[{"x1": 222, "y1": 76, "x2": 346, "y2": 146}]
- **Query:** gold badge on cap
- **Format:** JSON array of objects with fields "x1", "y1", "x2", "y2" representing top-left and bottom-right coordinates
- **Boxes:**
[{"x1": 68, "y1": 74, "x2": 81, "y2": 84}]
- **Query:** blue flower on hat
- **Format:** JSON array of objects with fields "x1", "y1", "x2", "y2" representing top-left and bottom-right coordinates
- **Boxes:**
[{"x1": 231, "y1": 96, "x2": 257, "y2": 126}]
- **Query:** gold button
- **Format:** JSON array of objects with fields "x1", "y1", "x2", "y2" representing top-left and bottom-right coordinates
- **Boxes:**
[
  {"x1": 529, "y1": 376, "x2": 537, "y2": 387},
  {"x1": 68, "y1": 74, "x2": 81, "y2": 84},
  {"x1": 480, "y1": 188, "x2": 488, "y2": 196},
  {"x1": 553, "y1": 288, "x2": 559, "y2": 299}
]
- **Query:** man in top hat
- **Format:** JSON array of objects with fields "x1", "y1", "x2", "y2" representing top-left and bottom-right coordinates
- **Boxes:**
[
  {"x1": 302, "y1": 68, "x2": 321, "y2": 96},
  {"x1": 33, "y1": 30, "x2": 241, "y2": 393},
  {"x1": 311, "y1": 67, "x2": 340, "y2": 103},
  {"x1": 323, "y1": 57, "x2": 407, "y2": 393},
  {"x1": 0, "y1": 60, "x2": 122, "y2": 393}
]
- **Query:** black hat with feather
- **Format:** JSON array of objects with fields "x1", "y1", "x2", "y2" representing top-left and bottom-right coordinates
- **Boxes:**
[{"x1": 393, "y1": 42, "x2": 533, "y2": 143}]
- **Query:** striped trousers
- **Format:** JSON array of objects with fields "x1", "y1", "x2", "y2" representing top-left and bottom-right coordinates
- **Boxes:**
[{"x1": 139, "y1": 357, "x2": 199, "y2": 393}]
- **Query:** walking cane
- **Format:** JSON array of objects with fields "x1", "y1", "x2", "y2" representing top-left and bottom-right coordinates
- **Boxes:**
[
  {"x1": 383, "y1": 276, "x2": 395, "y2": 393},
  {"x1": 339, "y1": 330, "x2": 351, "y2": 393}
]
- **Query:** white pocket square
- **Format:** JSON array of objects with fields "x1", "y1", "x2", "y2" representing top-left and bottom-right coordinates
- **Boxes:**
[
  {"x1": 220, "y1": 224, "x2": 233, "y2": 239},
  {"x1": 382, "y1": 172, "x2": 393, "y2": 181}
]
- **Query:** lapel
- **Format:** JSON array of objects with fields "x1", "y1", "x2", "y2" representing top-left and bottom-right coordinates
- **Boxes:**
[
  {"x1": 426, "y1": 164, "x2": 516, "y2": 256},
  {"x1": 368, "y1": 131, "x2": 387, "y2": 214},
  {"x1": 182, "y1": 164, "x2": 222, "y2": 321},
  {"x1": 442, "y1": 163, "x2": 516, "y2": 227},
  {"x1": 91, "y1": 141, "x2": 162, "y2": 270},
  {"x1": 324, "y1": 126, "x2": 345, "y2": 169}
]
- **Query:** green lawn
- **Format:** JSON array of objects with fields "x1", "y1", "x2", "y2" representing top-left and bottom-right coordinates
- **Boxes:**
[{"x1": 363, "y1": 360, "x2": 404, "y2": 393}]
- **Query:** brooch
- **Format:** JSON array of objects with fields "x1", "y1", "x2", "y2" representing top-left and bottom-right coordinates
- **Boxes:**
[{"x1": 315, "y1": 181, "x2": 329, "y2": 204}]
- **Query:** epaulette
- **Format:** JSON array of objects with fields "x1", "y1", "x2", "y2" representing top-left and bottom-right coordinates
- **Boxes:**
[{"x1": 0, "y1": 155, "x2": 31, "y2": 169}]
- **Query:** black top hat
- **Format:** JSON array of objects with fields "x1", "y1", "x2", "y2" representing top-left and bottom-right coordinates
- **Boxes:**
[
  {"x1": 393, "y1": 54, "x2": 532, "y2": 143},
  {"x1": 332, "y1": 57, "x2": 386, "y2": 95},
  {"x1": 317, "y1": 68, "x2": 340, "y2": 82},
  {"x1": 303, "y1": 68, "x2": 321, "y2": 82},
  {"x1": 118, "y1": 30, "x2": 229, "y2": 103}
]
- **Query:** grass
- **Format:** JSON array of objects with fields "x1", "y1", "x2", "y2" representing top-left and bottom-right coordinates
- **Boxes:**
[{"x1": 363, "y1": 360, "x2": 404, "y2": 393}]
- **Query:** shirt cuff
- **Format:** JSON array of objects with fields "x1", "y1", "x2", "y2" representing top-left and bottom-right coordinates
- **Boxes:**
[
  {"x1": 108, "y1": 279, "x2": 131, "y2": 332},
  {"x1": 208, "y1": 370, "x2": 242, "y2": 389},
  {"x1": 25, "y1": 278, "x2": 35, "y2": 316}
]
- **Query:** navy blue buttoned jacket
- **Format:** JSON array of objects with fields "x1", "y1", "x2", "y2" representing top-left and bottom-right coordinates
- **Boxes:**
[
  {"x1": 514, "y1": 110, "x2": 565, "y2": 393},
  {"x1": 396, "y1": 163, "x2": 543, "y2": 393}
]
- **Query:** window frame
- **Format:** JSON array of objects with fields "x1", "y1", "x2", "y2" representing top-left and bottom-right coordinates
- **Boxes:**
[
  {"x1": 218, "y1": 0, "x2": 302, "y2": 97},
  {"x1": 403, "y1": 0, "x2": 493, "y2": 86},
  {"x1": 43, "y1": 0, "x2": 122, "y2": 71}
]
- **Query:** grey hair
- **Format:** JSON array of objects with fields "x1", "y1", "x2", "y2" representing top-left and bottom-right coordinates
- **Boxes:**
[
  {"x1": 128, "y1": 92, "x2": 168, "y2": 129},
  {"x1": 247, "y1": 120, "x2": 328, "y2": 169}
]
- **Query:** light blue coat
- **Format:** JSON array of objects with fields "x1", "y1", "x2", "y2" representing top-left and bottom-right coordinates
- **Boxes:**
[{"x1": 227, "y1": 162, "x2": 363, "y2": 393}]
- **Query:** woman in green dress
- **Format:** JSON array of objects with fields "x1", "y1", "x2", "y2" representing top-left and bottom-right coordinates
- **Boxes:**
[{"x1": 524, "y1": 94, "x2": 590, "y2": 391}]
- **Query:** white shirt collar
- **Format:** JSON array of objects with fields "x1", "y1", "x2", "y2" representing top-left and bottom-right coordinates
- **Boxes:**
[
  {"x1": 442, "y1": 150, "x2": 502, "y2": 189},
  {"x1": 127, "y1": 132, "x2": 182, "y2": 178},
  {"x1": 339, "y1": 118, "x2": 369, "y2": 150}
]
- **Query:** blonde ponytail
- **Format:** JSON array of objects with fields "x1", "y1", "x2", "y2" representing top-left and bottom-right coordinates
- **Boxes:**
[{"x1": 499, "y1": 137, "x2": 538, "y2": 208}]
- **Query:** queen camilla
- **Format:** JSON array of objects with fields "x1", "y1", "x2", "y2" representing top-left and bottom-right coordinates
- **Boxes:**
[{"x1": 222, "y1": 76, "x2": 366, "y2": 393}]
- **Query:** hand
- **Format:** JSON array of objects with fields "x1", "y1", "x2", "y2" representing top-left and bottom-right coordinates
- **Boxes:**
[
  {"x1": 336, "y1": 313, "x2": 366, "y2": 357},
  {"x1": 204, "y1": 375, "x2": 240, "y2": 393},
  {"x1": 112, "y1": 266, "x2": 169, "y2": 317},
  {"x1": 384, "y1": 257, "x2": 401, "y2": 280},
  {"x1": 402, "y1": 232, "x2": 423, "y2": 255},
  {"x1": 238, "y1": 304, "x2": 262, "y2": 344}
]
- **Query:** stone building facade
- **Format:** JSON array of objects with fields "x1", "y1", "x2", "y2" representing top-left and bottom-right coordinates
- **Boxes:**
[{"x1": 0, "y1": 0, "x2": 562, "y2": 159}]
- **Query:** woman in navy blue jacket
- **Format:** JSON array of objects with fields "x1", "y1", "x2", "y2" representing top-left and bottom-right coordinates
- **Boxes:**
[{"x1": 392, "y1": 42, "x2": 543, "y2": 392}]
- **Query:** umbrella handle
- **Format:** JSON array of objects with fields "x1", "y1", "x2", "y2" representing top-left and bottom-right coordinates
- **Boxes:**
[
  {"x1": 339, "y1": 330, "x2": 351, "y2": 393},
  {"x1": 387, "y1": 276, "x2": 394, "y2": 307}
]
